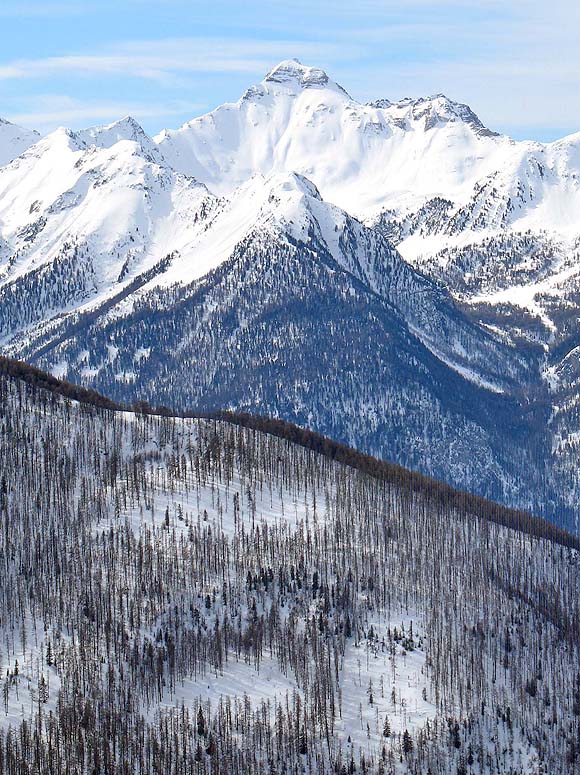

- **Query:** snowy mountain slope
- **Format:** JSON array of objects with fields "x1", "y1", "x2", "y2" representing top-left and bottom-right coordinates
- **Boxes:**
[
  {"x1": 155, "y1": 59, "x2": 580, "y2": 358},
  {"x1": 155, "y1": 59, "x2": 580, "y2": 233},
  {"x1": 396, "y1": 227, "x2": 580, "y2": 522},
  {"x1": 0, "y1": 119, "x2": 216, "y2": 340},
  {"x1": 0, "y1": 157, "x2": 532, "y2": 395},
  {"x1": 0, "y1": 365, "x2": 578, "y2": 773},
  {"x1": 0, "y1": 116, "x2": 40, "y2": 167},
  {"x1": 153, "y1": 59, "x2": 580, "y2": 478}
]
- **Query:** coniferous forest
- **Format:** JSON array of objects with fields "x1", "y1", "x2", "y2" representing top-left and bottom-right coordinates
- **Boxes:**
[{"x1": 0, "y1": 364, "x2": 578, "y2": 774}]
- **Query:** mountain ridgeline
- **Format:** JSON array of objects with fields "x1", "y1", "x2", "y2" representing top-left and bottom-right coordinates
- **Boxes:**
[
  {"x1": 0, "y1": 60, "x2": 580, "y2": 530},
  {"x1": 0, "y1": 364, "x2": 579, "y2": 774}
]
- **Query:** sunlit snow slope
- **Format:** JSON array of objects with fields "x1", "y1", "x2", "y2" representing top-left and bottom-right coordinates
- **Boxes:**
[
  {"x1": 156, "y1": 59, "x2": 580, "y2": 233},
  {"x1": 0, "y1": 117, "x2": 40, "y2": 167}
]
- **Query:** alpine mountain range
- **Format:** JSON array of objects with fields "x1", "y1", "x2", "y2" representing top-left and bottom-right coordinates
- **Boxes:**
[{"x1": 1, "y1": 59, "x2": 579, "y2": 532}]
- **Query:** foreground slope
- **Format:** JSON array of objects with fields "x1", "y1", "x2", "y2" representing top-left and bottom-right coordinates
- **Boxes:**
[{"x1": 0, "y1": 363, "x2": 578, "y2": 774}]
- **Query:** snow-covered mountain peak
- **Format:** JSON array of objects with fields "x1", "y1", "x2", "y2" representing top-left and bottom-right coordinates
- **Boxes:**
[
  {"x1": 367, "y1": 98, "x2": 392, "y2": 109},
  {"x1": 4, "y1": 125, "x2": 85, "y2": 171},
  {"x1": 0, "y1": 112, "x2": 213, "y2": 302},
  {"x1": 76, "y1": 115, "x2": 144, "y2": 146},
  {"x1": 547, "y1": 130, "x2": 580, "y2": 167},
  {"x1": 228, "y1": 172, "x2": 399, "y2": 294},
  {"x1": 266, "y1": 170, "x2": 322, "y2": 200},
  {"x1": 153, "y1": 61, "x2": 517, "y2": 213},
  {"x1": 0, "y1": 117, "x2": 41, "y2": 167},
  {"x1": 190, "y1": 171, "x2": 327, "y2": 249},
  {"x1": 74, "y1": 116, "x2": 163, "y2": 162},
  {"x1": 237, "y1": 171, "x2": 338, "y2": 236},
  {"x1": 262, "y1": 58, "x2": 350, "y2": 97},
  {"x1": 145, "y1": 170, "x2": 353, "y2": 290}
]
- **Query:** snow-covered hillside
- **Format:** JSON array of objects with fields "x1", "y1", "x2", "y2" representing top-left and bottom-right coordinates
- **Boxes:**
[
  {"x1": 0, "y1": 365, "x2": 578, "y2": 774},
  {"x1": 0, "y1": 119, "x2": 211, "y2": 304}
]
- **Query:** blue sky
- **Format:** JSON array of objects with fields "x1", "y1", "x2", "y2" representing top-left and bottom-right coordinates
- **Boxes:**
[{"x1": 1, "y1": 0, "x2": 578, "y2": 141}]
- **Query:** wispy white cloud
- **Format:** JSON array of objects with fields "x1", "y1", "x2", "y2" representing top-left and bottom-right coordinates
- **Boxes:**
[
  {"x1": 0, "y1": 38, "x2": 359, "y2": 84},
  {"x1": 6, "y1": 95, "x2": 204, "y2": 133},
  {"x1": 328, "y1": 0, "x2": 580, "y2": 138}
]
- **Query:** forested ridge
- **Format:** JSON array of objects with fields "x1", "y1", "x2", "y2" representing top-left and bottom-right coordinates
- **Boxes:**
[
  {"x1": 0, "y1": 363, "x2": 578, "y2": 774},
  {"x1": 0, "y1": 355, "x2": 576, "y2": 551}
]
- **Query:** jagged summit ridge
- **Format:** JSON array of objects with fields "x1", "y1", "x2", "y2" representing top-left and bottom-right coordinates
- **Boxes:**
[
  {"x1": 262, "y1": 58, "x2": 351, "y2": 97},
  {"x1": 76, "y1": 115, "x2": 148, "y2": 145},
  {"x1": 156, "y1": 58, "x2": 572, "y2": 219},
  {"x1": 264, "y1": 58, "x2": 329, "y2": 86},
  {"x1": 170, "y1": 62, "x2": 578, "y2": 232},
  {"x1": 377, "y1": 93, "x2": 498, "y2": 137}
]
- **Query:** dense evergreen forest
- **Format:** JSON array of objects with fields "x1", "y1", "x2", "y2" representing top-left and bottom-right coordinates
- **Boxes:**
[{"x1": 0, "y1": 364, "x2": 579, "y2": 774}]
